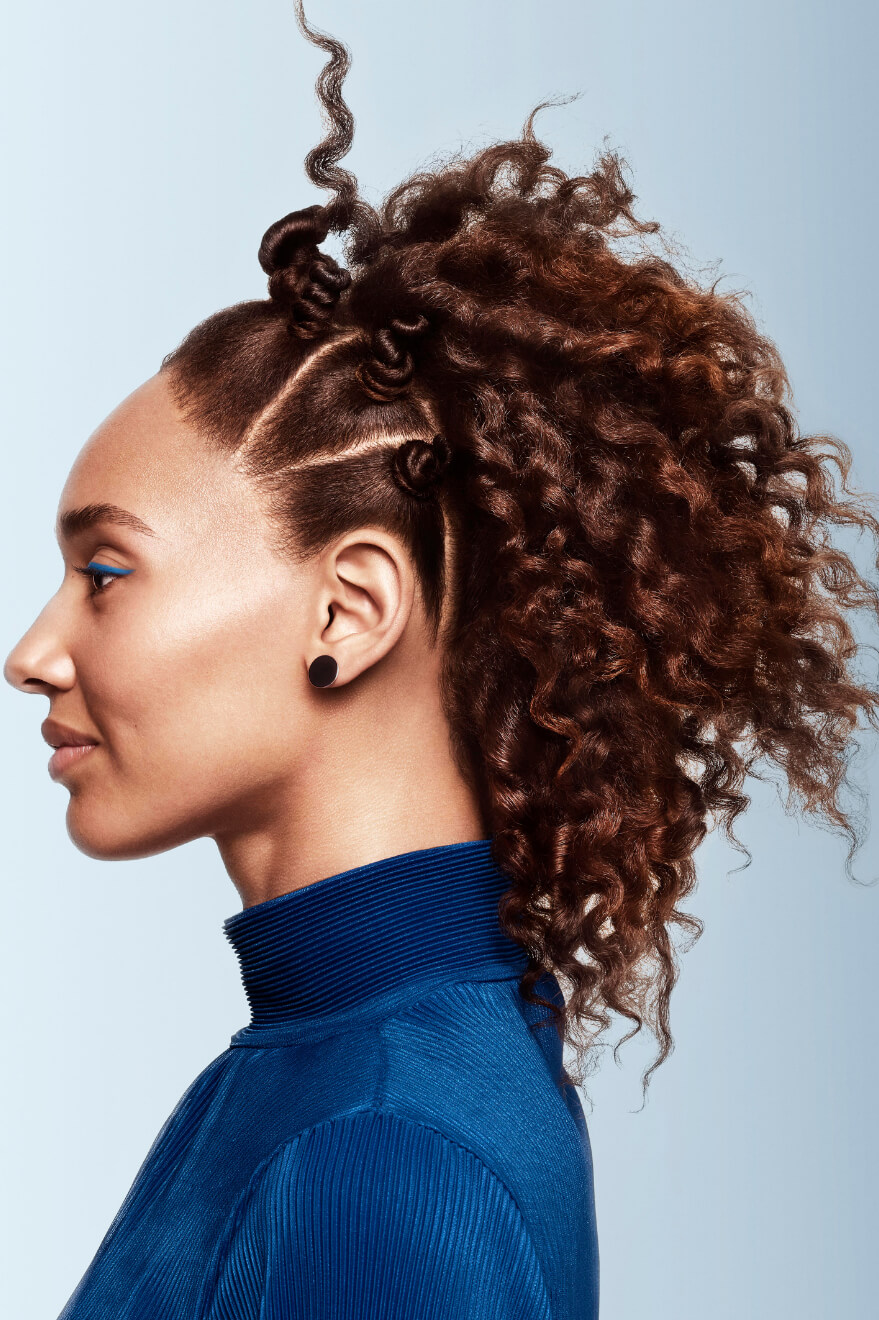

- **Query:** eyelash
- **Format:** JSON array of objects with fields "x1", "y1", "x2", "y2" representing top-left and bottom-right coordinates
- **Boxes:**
[{"x1": 74, "y1": 562, "x2": 130, "y2": 597}]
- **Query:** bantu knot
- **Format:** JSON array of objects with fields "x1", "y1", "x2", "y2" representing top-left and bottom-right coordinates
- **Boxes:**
[
  {"x1": 258, "y1": 203, "x2": 351, "y2": 340},
  {"x1": 355, "y1": 313, "x2": 430, "y2": 401},
  {"x1": 390, "y1": 435, "x2": 452, "y2": 500}
]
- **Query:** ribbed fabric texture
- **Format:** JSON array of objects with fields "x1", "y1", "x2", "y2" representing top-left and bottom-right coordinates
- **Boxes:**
[{"x1": 56, "y1": 839, "x2": 599, "y2": 1320}]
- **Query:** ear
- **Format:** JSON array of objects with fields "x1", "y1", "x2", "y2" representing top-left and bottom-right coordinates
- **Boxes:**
[{"x1": 305, "y1": 527, "x2": 417, "y2": 687}]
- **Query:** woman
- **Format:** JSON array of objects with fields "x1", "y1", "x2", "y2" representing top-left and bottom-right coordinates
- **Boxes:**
[{"x1": 5, "y1": 2, "x2": 878, "y2": 1317}]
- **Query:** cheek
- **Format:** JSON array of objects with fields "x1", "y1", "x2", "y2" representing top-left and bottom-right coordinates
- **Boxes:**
[{"x1": 79, "y1": 588, "x2": 312, "y2": 795}]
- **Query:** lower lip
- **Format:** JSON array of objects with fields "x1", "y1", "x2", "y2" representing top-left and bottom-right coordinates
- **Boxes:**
[{"x1": 48, "y1": 744, "x2": 98, "y2": 779}]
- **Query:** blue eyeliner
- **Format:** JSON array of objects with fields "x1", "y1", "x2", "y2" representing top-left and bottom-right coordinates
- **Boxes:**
[{"x1": 87, "y1": 561, "x2": 133, "y2": 575}]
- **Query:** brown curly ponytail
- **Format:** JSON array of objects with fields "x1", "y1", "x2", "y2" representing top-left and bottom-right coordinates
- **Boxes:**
[{"x1": 161, "y1": 4, "x2": 879, "y2": 1099}]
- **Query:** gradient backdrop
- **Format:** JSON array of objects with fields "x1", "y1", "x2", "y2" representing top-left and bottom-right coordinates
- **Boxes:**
[{"x1": 1, "y1": 2, "x2": 877, "y2": 1317}]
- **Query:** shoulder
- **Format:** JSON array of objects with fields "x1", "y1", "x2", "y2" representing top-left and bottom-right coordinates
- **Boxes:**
[
  {"x1": 205, "y1": 1108, "x2": 553, "y2": 1320},
  {"x1": 378, "y1": 978, "x2": 591, "y2": 1194}
]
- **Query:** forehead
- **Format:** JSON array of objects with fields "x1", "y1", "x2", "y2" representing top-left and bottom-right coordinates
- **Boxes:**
[{"x1": 58, "y1": 373, "x2": 268, "y2": 548}]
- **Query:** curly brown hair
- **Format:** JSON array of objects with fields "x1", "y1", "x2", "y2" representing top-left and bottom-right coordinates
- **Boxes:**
[{"x1": 161, "y1": 1, "x2": 879, "y2": 1099}]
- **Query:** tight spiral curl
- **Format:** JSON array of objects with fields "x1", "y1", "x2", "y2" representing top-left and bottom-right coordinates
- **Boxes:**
[
  {"x1": 355, "y1": 313, "x2": 431, "y2": 400},
  {"x1": 391, "y1": 435, "x2": 453, "y2": 500},
  {"x1": 162, "y1": 8, "x2": 879, "y2": 1101},
  {"x1": 258, "y1": 204, "x2": 351, "y2": 339}
]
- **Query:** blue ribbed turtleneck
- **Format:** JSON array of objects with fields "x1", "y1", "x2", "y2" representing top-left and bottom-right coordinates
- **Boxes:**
[
  {"x1": 57, "y1": 838, "x2": 599, "y2": 1320},
  {"x1": 223, "y1": 838, "x2": 531, "y2": 1043}
]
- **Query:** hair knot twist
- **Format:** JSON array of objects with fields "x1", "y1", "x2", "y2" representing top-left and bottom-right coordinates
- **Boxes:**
[
  {"x1": 356, "y1": 313, "x2": 430, "y2": 401},
  {"x1": 258, "y1": 204, "x2": 351, "y2": 340},
  {"x1": 390, "y1": 434, "x2": 452, "y2": 500}
]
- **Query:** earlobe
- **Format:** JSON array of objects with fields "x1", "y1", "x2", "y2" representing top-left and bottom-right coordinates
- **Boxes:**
[{"x1": 307, "y1": 654, "x2": 338, "y2": 688}]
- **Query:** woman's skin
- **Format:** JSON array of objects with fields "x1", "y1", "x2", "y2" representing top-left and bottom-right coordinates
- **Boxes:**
[{"x1": 3, "y1": 371, "x2": 486, "y2": 909}]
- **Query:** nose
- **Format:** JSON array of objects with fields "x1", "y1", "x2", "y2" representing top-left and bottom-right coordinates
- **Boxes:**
[{"x1": 3, "y1": 596, "x2": 76, "y2": 695}]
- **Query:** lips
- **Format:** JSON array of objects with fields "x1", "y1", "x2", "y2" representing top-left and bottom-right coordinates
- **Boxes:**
[
  {"x1": 48, "y1": 743, "x2": 99, "y2": 780},
  {"x1": 41, "y1": 718, "x2": 100, "y2": 751},
  {"x1": 41, "y1": 718, "x2": 100, "y2": 781}
]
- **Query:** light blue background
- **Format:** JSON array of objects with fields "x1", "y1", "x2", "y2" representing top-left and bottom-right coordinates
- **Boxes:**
[{"x1": 1, "y1": 2, "x2": 877, "y2": 1317}]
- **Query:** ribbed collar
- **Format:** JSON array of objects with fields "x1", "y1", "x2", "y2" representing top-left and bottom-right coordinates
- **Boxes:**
[{"x1": 223, "y1": 837, "x2": 530, "y2": 1048}]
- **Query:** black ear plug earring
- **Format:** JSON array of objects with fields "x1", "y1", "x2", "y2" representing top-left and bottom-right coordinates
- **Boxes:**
[{"x1": 308, "y1": 654, "x2": 338, "y2": 688}]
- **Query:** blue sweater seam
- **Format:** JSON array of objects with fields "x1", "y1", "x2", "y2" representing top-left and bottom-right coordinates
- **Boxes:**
[{"x1": 227, "y1": 967, "x2": 528, "y2": 1049}]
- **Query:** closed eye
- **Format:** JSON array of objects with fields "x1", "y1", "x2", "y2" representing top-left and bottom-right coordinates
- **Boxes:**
[{"x1": 74, "y1": 561, "x2": 134, "y2": 597}]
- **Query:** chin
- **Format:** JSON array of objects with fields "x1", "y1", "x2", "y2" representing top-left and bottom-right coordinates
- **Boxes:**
[{"x1": 64, "y1": 800, "x2": 188, "y2": 862}]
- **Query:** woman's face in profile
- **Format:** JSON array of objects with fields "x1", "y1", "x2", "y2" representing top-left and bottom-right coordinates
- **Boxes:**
[{"x1": 3, "y1": 372, "x2": 323, "y2": 862}]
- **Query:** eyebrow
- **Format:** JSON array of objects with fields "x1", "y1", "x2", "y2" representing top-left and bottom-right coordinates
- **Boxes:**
[{"x1": 56, "y1": 502, "x2": 158, "y2": 543}]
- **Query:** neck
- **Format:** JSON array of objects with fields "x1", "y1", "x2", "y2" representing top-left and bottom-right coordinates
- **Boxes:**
[{"x1": 213, "y1": 654, "x2": 485, "y2": 909}]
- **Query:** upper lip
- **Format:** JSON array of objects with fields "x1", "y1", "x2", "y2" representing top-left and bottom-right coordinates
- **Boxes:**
[{"x1": 41, "y1": 718, "x2": 99, "y2": 750}]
